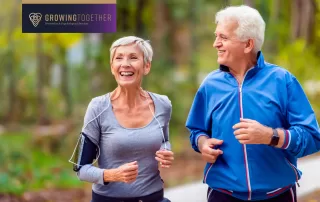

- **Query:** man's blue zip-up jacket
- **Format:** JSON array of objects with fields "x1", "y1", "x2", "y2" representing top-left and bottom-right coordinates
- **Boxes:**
[{"x1": 185, "y1": 51, "x2": 320, "y2": 201}]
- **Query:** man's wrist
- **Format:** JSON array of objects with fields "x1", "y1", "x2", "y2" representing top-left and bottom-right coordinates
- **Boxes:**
[
  {"x1": 265, "y1": 127, "x2": 285, "y2": 148},
  {"x1": 197, "y1": 135, "x2": 209, "y2": 152},
  {"x1": 265, "y1": 127, "x2": 273, "y2": 145}
]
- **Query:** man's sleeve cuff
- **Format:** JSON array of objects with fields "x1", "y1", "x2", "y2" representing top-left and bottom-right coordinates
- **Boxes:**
[
  {"x1": 281, "y1": 129, "x2": 297, "y2": 151},
  {"x1": 195, "y1": 133, "x2": 210, "y2": 149}
]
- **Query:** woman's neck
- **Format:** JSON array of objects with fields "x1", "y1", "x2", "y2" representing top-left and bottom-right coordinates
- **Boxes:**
[{"x1": 111, "y1": 86, "x2": 147, "y2": 108}]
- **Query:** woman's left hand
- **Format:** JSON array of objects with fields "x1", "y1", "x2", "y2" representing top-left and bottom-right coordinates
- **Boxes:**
[{"x1": 155, "y1": 150, "x2": 174, "y2": 168}]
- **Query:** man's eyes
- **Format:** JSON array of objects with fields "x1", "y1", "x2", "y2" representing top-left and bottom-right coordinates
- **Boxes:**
[{"x1": 215, "y1": 35, "x2": 228, "y2": 40}]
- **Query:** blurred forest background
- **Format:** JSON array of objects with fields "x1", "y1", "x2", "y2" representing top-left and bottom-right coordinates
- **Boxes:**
[{"x1": 0, "y1": 0, "x2": 320, "y2": 201}]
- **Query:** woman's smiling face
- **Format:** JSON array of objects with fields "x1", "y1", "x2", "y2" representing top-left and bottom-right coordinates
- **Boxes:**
[{"x1": 111, "y1": 43, "x2": 150, "y2": 87}]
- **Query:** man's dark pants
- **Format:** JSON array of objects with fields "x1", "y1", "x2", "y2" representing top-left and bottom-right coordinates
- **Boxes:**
[{"x1": 207, "y1": 186, "x2": 297, "y2": 202}]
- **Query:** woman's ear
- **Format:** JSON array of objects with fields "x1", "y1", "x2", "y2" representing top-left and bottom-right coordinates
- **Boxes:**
[
  {"x1": 144, "y1": 62, "x2": 151, "y2": 75},
  {"x1": 110, "y1": 61, "x2": 115, "y2": 75}
]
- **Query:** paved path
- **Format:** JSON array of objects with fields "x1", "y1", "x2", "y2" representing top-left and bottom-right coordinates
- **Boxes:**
[{"x1": 164, "y1": 157, "x2": 320, "y2": 202}]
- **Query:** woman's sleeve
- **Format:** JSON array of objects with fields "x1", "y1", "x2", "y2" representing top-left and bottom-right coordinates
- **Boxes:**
[{"x1": 73, "y1": 99, "x2": 108, "y2": 185}]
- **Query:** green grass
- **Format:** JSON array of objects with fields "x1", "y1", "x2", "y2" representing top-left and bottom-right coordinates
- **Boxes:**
[{"x1": 0, "y1": 132, "x2": 83, "y2": 195}]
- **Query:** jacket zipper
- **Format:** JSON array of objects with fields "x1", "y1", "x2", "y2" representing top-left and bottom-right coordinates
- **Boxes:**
[
  {"x1": 239, "y1": 84, "x2": 252, "y2": 200},
  {"x1": 232, "y1": 68, "x2": 254, "y2": 200},
  {"x1": 286, "y1": 159, "x2": 300, "y2": 187}
]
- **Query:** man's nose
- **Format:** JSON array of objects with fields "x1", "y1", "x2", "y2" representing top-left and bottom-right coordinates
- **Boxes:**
[{"x1": 213, "y1": 39, "x2": 222, "y2": 48}]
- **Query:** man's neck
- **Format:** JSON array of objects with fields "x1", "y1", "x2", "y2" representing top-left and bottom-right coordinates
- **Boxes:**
[
  {"x1": 229, "y1": 54, "x2": 257, "y2": 84},
  {"x1": 229, "y1": 65, "x2": 251, "y2": 84}
]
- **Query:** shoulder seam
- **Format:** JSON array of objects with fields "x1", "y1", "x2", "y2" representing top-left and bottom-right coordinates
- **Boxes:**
[{"x1": 82, "y1": 95, "x2": 110, "y2": 131}]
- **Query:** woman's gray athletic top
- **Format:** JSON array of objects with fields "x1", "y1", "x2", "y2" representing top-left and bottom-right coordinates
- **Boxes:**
[{"x1": 77, "y1": 92, "x2": 172, "y2": 197}]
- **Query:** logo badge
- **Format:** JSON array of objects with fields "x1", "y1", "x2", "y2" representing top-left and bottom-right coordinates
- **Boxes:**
[{"x1": 29, "y1": 13, "x2": 42, "y2": 27}]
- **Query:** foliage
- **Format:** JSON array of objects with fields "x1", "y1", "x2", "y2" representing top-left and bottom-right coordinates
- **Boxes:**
[
  {"x1": 274, "y1": 40, "x2": 320, "y2": 118},
  {"x1": 0, "y1": 133, "x2": 83, "y2": 195},
  {"x1": 0, "y1": 0, "x2": 320, "y2": 196},
  {"x1": 275, "y1": 40, "x2": 320, "y2": 81}
]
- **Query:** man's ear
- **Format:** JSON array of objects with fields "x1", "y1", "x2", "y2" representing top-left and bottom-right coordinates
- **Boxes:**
[
  {"x1": 244, "y1": 39, "x2": 254, "y2": 54},
  {"x1": 144, "y1": 62, "x2": 151, "y2": 75}
]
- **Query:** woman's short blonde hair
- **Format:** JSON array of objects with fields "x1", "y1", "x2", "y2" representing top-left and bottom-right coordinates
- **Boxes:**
[{"x1": 110, "y1": 36, "x2": 153, "y2": 63}]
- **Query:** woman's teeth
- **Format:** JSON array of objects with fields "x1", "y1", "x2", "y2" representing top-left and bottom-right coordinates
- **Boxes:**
[{"x1": 120, "y1": 72, "x2": 134, "y2": 76}]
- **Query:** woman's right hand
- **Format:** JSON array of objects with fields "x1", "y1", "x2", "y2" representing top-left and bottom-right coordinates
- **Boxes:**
[{"x1": 104, "y1": 161, "x2": 139, "y2": 183}]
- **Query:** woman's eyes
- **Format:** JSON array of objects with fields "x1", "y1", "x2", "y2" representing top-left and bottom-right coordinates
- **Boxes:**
[{"x1": 115, "y1": 56, "x2": 138, "y2": 59}]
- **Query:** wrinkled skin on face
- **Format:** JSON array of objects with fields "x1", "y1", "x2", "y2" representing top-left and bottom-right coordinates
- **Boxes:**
[
  {"x1": 111, "y1": 43, "x2": 151, "y2": 88},
  {"x1": 213, "y1": 20, "x2": 252, "y2": 69}
]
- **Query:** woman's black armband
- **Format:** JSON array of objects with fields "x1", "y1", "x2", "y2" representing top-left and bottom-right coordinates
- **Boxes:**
[{"x1": 72, "y1": 132, "x2": 98, "y2": 172}]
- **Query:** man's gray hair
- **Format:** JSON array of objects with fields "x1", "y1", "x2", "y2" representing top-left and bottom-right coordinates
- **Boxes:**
[
  {"x1": 110, "y1": 36, "x2": 153, "y2": 63},
  {"x1": 215, "y1": 5, "x2": 265, "y2": 53}
]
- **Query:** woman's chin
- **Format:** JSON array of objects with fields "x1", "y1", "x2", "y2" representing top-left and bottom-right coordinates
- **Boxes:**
[{"x1": 117, "y1": 80, "x2": 138, "y2": 88}]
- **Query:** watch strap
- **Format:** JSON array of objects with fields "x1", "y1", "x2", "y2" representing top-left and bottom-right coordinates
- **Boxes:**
[{"x1": 269, "y1": 129, "x2": 280, "y2": 146}]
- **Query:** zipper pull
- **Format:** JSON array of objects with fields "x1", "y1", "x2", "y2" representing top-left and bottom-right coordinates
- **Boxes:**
[
  {"x1": 239, "y1": 87, "x2": 242, "y2": 93},
  {"x1": 296, "y1": 182, "x2": 300, "y2": 187}
]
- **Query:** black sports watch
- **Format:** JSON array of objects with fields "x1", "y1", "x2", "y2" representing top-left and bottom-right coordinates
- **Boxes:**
[{"x1": 269, "y1": 129, "x2": 279, "y2": 146}]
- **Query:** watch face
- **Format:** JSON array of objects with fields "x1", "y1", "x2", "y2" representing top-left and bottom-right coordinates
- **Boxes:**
[
  {"x1": 270, "y1": 136, "x2": 280, "y2": 146},
  {"x1": 269, "y1": 129, "x2": 280, "y2": 146}
]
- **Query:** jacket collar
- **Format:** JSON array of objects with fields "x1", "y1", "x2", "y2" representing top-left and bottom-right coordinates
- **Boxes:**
[{"x1": 219, "y1": 51, "x2": 265, "y2": 72}]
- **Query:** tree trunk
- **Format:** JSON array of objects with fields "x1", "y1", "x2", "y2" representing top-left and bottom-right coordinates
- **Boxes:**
[
  {"x1": 98, "y1": 34, "x2": 117, "y2": 92},
  {"x1": 291, "y1": 0, "x2": 316, "y2": 45},
  {"x1": 6, "y1": 49, "x2": 16, "y2": 122},
  {"x1": 171, "y1": 22, "x2": 191, "y2": 67},
  {"x1": 300, "y1": 0, "x2": 316, "y2": 45},
  {"x1": 151, "y1": 0, "x2": 170, "y2": 62},
  {"x1": 119, "y1": 3, "x2": 129, "y2": 32},
  {"x1": 244, "y1": 0, "x2": 254, "y2": 7},
  {"x1": 36, "y1": 34, "x2": 49, "y2": 125},
  {"x1": 264, "y1": 0, "x2": 281, "y2": 53},
  {"x1": 83, "y1": 33, "x2": 91, "y2": 68},
  {"x1": 189, "y1": 0, "x2": 200, "y2": 92},
  {"x1": 5, "y1": 0, "x2": 19, "y2": 123},
  {"x1": 270, "y1": 0, "x2": 280, "y2": 22},
  {"x1": 135, "y1": 0, "x2": 146, "y2": 37},
  {"x1": 60, "y1": 46, "x2": 72, "y2": 118},
  {"x1": 223, "y1": 0, "x2": 230, "y2": 7},
  {"x1": 0, "y1": 56, "x2": 4, "y2": 121},
  {"x1": 291, "y1": 0, "x2": 301, "y2": 41},
  {"x1": 167, "y1": 5, "x2": 190, "y2": 67}
]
